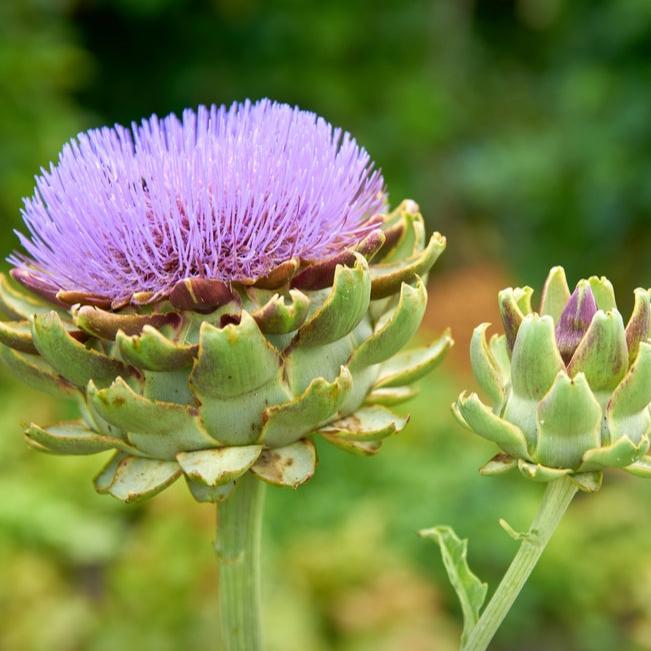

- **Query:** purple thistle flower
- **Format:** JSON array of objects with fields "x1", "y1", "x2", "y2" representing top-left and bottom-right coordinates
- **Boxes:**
[{"x1": 10, "y1": 99, "x2": 386, "y2": 305}]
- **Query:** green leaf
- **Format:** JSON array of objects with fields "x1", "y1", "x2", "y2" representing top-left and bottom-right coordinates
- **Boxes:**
[{"x1": 419, "y1": 525, "x2": 487, "y2": 645}]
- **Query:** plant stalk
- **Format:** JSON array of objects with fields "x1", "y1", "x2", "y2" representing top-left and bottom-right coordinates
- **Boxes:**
[
  {"x1": 463, "y1": 476, "x2": 578, "y2": 651},
  {"x1": 215, "y1": 473, "x2": 265, "y2": 651}
]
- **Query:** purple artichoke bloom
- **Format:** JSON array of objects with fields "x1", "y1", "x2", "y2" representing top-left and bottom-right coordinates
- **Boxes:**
[
  {"x1": 0, "y1": 95, "x2": 450, "y2": 500},
  {"x1": 0, "y1": 96, "x2": 451, "y2": 651},
  {"x1": 10, "y1": 99, "x2": 386, "y2": 306}
]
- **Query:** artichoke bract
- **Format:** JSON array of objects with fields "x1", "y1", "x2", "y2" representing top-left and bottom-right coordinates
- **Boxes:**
[
  {"x1": 454, "y1": 266, "x2": 651, "y2": 489},
  {"x1": 1, "y1": 101, "x2": 450, "y2": 504}
]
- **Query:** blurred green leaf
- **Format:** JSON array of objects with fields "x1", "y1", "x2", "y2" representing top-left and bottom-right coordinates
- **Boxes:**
[{"x1": 420, "y1": 525, "x2": 488, "y2": 645}]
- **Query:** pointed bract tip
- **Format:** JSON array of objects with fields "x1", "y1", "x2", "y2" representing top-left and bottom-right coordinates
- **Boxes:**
[
  {"x1": 555, "y1": 281, "x2": 598, "y2": 363},
  {"x1": 10, "y1": 268, "x2": 64, "y2": 306},
  {"x1": 540, "y1": 266, "x2": 570, "y2": 322},
  {"x1": 169, "y1": 277, "x2": 235, "y2": 312},
  {"x1": 588, "y1": 275, "x2": 617, "y2": 311},
  {"x1": 498, "y1": 288, "x2": 525, "y2": 352},
  {"x1": 626, "y1": 288, "x2": 651, "y2": 362}
]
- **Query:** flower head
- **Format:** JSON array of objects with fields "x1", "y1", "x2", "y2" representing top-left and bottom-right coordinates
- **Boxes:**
[
  {"x1": 455, "y1": 266, "x2": 651, "y2": 489},
  {"x1": 11, "y1": 99, "x2": 385, "y2": 305},
  {"x1": 0, "y1": 198, "x2": 448, "y2": 500},
  {"x1": 0, "y1": 130, "x2": 448, "y2": 503}
]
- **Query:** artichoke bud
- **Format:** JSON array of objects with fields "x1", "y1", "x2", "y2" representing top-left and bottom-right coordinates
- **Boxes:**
[
  {"x1": 1, "y1": 201, "x2": 451, "y2": 503},
  {"x1": 456, "y1": 266, "x2": 651, "y2": 489}
]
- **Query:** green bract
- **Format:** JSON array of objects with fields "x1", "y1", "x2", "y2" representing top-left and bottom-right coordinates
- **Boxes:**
[
  {"x1": 454, "y1": 266, "x2": 651, "y2": 490},
  {"x1": 0, "y1": 200, "x2": 451, "y2": 503}
]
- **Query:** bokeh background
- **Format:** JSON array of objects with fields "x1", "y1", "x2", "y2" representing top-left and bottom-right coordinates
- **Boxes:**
[{"x1": 2, "y1": 1, "x2": 651, "y2": 649}]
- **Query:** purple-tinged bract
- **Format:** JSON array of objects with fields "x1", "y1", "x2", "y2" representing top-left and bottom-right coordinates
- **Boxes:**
[
  {"x1": 10, "y1": 99, "x2": 386, "y2": 304},
  {"x1": 555, "y1": 281, "x2": 597, "y2": 362}
]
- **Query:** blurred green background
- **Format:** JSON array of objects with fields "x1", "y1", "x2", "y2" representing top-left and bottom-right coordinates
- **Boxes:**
[{"x1": 2, "y1": 1, "x2": 651, "y2": 649}]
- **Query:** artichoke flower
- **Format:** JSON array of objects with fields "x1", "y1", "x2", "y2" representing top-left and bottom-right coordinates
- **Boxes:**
[
  {"x1": 454, "y1": 266, "x2": 651, "y2": 489},
  {"x1": 1, "y1": 100, "x2": 451, "y2": 504}
]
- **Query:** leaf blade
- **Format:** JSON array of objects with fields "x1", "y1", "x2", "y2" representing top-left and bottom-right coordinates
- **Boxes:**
[{"x1": 420, "y1": 525, "x2": 487, "y2": 644}]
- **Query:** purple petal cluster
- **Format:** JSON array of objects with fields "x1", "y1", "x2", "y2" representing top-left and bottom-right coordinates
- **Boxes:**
[{"x1": 11, "y1": 99, "x2": 385, "y2": 303}]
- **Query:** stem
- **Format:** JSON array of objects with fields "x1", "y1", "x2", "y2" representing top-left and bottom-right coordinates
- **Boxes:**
[
  {"x1": 463, "y1": 476, "x2": 578, "y2": 651},
  {"x1": 215, "y1": 473, "x2": 266, "y2": 651}
]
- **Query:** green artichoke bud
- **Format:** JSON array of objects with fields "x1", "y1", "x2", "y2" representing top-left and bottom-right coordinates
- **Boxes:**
[
  {"x1": 1, "y1": 200, "x2": 451, "y2": 503},
  {"x1": 454, "y1": 266, "x2": 651, "y2": 489}
]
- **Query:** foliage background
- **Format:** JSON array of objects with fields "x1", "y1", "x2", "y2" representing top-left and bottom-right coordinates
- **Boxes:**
[{"x1": 2, "y1": 1, "x2": 651, "y2": 649}]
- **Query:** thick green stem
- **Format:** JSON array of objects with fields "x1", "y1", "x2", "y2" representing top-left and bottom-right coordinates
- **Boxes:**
[
  {"x1": 463, "y1": 476, "x2": 578, "y2": 651},
  {"x1": 215, "y1": 473, "x2": 266, "y2": 651}
]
